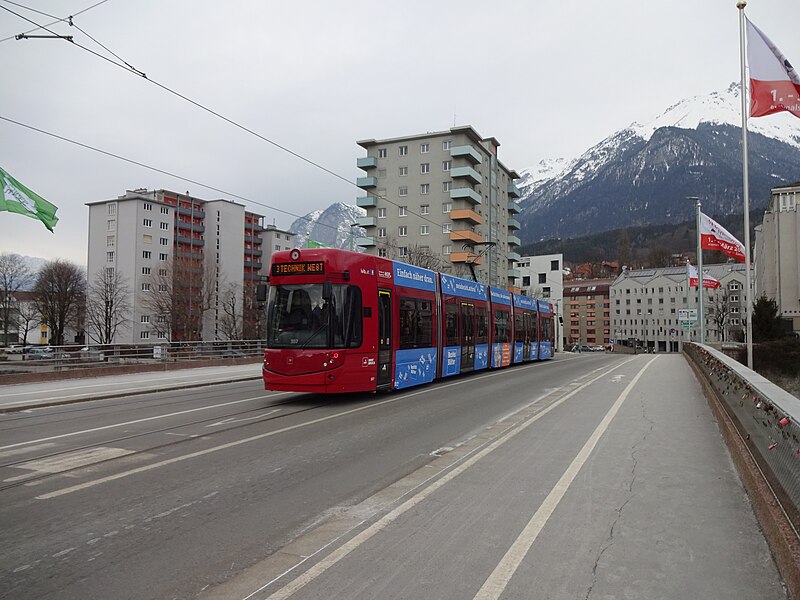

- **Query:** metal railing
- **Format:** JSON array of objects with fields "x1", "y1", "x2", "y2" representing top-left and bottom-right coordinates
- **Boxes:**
[{"x1": 685, "y1": 343, "x2": 800, "y2": 522}]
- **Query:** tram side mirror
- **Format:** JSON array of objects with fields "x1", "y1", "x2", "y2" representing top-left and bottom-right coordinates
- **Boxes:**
[
  {"x1": 256, "y1": 284, "x2": 268, "y2": 302},
  {"x1": 322, "y1": 281, "x2": 333, "y2": 300}
]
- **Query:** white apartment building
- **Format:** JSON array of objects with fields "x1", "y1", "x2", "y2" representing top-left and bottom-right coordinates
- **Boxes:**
[
  {"x1": 611, "y1": 264, "x2": 750, "y2": 352},
  {"x1": 86, "y1": 189, "x2": 268, "y2": 343},
  {"x1": 514, "y1": 253, "x2": 565, "y2": 351},
  {"x1": 755, "y1": 181, "x2": 800, "y2": 334},
  {"x1": 355, "y1": 126, "x2": 522, "y2": 288}
]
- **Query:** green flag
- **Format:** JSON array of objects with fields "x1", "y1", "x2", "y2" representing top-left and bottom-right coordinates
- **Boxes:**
[
  {"x1": 0, "y1": 167, "x2": 59, "y2": 232},
  {"x1": 307, "y1": 239, "x2": 331, "y2": 248}
]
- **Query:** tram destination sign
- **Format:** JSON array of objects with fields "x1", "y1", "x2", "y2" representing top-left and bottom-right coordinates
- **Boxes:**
[{"x1": 272, "y1": 261, "x2": 325, "y2": 276}]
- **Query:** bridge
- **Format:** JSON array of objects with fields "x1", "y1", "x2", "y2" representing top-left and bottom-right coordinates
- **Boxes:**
[{"x1": 0, "y1": 348, "x2": 797, "y2": 599}]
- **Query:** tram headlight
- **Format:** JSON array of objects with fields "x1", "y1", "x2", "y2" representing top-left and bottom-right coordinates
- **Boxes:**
[{"x1": 290, "y1": 249, "x2": 301, "y2": 261}]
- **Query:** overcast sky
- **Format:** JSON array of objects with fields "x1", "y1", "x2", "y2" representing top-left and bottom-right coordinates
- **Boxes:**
[{"x1": 1, "y1": 0, "x2": 798, "y2": 265}]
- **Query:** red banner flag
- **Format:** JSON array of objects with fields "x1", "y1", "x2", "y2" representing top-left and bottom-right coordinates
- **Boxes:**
[
  {"x1": 700, "y1": 212, "x2": 746, "y2": 262},
  {"x1": 688, "y1": 263, "x2": 721, "y2": 289},
  {"x1": 747, "y1": 18, "x2": 800, "y2": 119}
]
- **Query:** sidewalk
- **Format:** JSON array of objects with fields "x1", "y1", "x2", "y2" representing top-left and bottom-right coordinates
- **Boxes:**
[{"x1": 0, "y1": 362, "x2": 263, "y2": 412}]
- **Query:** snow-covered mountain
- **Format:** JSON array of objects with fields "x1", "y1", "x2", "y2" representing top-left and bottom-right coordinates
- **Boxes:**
[
  {"x1": 289, "y1": 202, "x2": 366, "y2": 249},
  {"x1": 517, "y1": 83, "x2": 800, "y2": 243}
]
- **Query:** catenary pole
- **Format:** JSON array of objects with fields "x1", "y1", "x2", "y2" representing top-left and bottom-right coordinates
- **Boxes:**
[{"x1": 737, "y1": 0, "x2": 754, "y2": 368}]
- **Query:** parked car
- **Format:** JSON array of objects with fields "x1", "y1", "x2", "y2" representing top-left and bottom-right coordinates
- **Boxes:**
[
  {"x1": 6, "y1": 344, "x2": 25, "y2": 354},
  {"x1": 27, "y1": 347, "x2": 70, "y2": 360},
  {"x1": 79, "y1": 346, "x2": 105, "y2": 361}
]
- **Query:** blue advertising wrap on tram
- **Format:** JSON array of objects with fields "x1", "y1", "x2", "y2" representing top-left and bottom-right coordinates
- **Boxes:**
[
  {"x1": 440, "y1": 274, "x2": 486, "y2": 300},
  {"x1": 475, "y1": 344, "x2": 489, "y2": 369},
  {"x1": 539, "y1": 300, "x2": 553, "y2": 359},
  {"x1": 442, "y1": 346, "x2": 461, "y2": 377},
  {"x1": 512, "y1": 293, "x2": 537, "y2": 363},
  {"x1": 393, "y1": 262, "x2": 436, "y2": 291},
  {"x1": 394, "y1": 348, "x2": 437, "y2": 389}
]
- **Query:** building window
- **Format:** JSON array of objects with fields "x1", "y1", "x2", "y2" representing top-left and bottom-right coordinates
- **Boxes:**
[
  {"x1": 159, "y1": 253, "x2": 168, "y2": 261},
  {"x1": 442, "y1": 140, "x2": 452, "y2": 150},
  {"x1": 160, "y1": 237, "x2": 169, "y2": 245},
  {"x1": 399, "y1": 166, "x2": 408, "y2": 177},
  {"x1": 140, "y1": 331, "x2": 150, "y2": 340},
  {"x1": 398, "y1": 226, "x2": 408, "y2": 237},
  {"x1": 143, "y1": 251, "x2": 151, "y2": 259},
  {"x1": 420, "y1": 143, "x2": 430, "y2": 153},
  {"x1": 442, "y1": 160, "x2": 451, "y2": 171},
  {"x1": 142, "y1": 267, "x2": 151, "y2": 275},
  {"x1": 160, "y1": 222, "x2": 169, "y2": 230},
  {"x1": 420, "y1": 163, "x2": 430, "y2": 174},
  {"x1": 378, "y1": 247, "x2": 387, "y2": 257},
  {"x1": 378, "y1": 148, "x2": 387, "y2": 158},
  {"x1": 275, "y1": 244, "x2": 281, "y2": 251},
  {"x1": 399, "y1": 206, "x2": 407, "y2": 217},
  {"x1": 378, "y1": 207, "x2": 387, "y2": 218},
  {"x1": 420, "y1": 204, "x2": 430, "y2": 215},
  {"x1": 443, "y1": 223, "x2": 452, "y2": 233},
  {"x1": 141, "y1": 283, "x2": 151, "y2": 291},
  {"x1": 538, "y1": 273, "x2": 546, "y2": 284},
  {"x1": 442, "y1": 245, "x2": 452, "y2": 254},
  {"x1": 442, "y1": 202, "x2": 452, "y2": 213},
  {"x1": 730, "y1": 295, "x2": 739, "y2": 302},
  {"x1": 443, "y1": 181, "x2": 452, "y2": 192},
  {"x1": 420, "y1": 183, "x2": 430, "y2": 195},
  {"x1": 399, "y1": 145, "x2": 408, "y2": 156},
  {"x1": 143, "y1": 202, "x2": 152, "y2": 211},
  {"x1": 550, "y1": 260, "x2": 559, "y2": 270},
  {"x1": 143, "y1": 218, "x2": 152, "y2": 227},
  {"x1": 378, "y1": 227, "x2": 386, "y2": 238},
  {"x1": 420, "y1": 225, "x2": 429, "y2": 235},
  {"x1": 158, "y1": 284, "x2": 167, "y2": 292},
  {"x1": 398, "y1": 246, "x2": 408, "y2": 257},
  {"x1": 141, "y1": 315, "x2": 150, "y2": 323},
  {"x1": 106, "y1": 251, "x2": 114, "y2": 262},
  {"x1": 108, "y1": 204, "x2": 116, "y2": 216},
  {"x1": 161, "y1": 206, "x2": 169, "y2": 215},
  {"x1": 108, "y1": 219, "x2": 116, "y2": 231},
  {"x1": 107, "y1": 235, "x2": 115, "y2": 247},
  {"x1": 523, "y1": 276, "x2": 531, "y2": 286},
  {"x1": 399, "y1": 186, "x2": 408, "y2": 197},
  {"x1": 143, "y1": 234, "x2": 153, "y2": 244}
]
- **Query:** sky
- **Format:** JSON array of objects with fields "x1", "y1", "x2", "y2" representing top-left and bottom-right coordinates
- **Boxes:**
[{"x1": 1, "y1": 0, "x2": 798, "y2": 265}]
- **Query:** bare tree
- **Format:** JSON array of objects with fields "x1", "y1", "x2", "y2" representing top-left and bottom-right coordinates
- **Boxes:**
[
  {"x1": 33, "y1": 260, "x2": 86, "y2": 346},
  {"x1": 707, "y1": 288, "x2": 732, "y2": 342},
  {"x1": 85, "y1": 268, "x2": 131, "y2": 344},
  {"x1": 17, "y1": 300, "x2": 39, "y2": 345},
  {"x1": 406, "y1": 244, "x2": 442, "y2": 270},
  {"x1": 645, "y1": 246, "x2": 673, "y2": 268},
  {"x1": 242, "y1": 281, "x2": 266, "y2": 340},
  {"x1": 217, "y1": 282, "x2": 243, "y2": 341},
  {"x1": 141, "y1": 263, "x2": 175, "y2": 341},
  {"x1": 0, "y1": 253, "x2": 31, "y2": 345}
]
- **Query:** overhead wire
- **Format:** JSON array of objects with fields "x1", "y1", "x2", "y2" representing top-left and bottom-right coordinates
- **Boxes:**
[
  {"x1": 0, "y1": 0, "x2": 112, "y2": 42},
  {"x1": 2, "y1": 3, "x2": 520, "y2": 269}
]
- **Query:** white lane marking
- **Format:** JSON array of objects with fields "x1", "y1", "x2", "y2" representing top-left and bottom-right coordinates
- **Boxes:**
[
  {"x1": 52, "y1": 548, "x2": 76, "y2": 558},
  {"x1": 473, "y1": 356, "x2": 659, "y2": 600},
  {"x1": 252, "y1": 358, "x2": 638, "y2": 600},
  {"x1": 206, "y1": 409, "x2": 280, "y2": 427},
  {"x1": 4, "y1": 447, "x2": 137, "y2": 482},
  {"x1": 611, "y1": 375, "x2": 625, "y2": 383},
  {"x1": 0, "y1": 442, "x2": 57, "y2": 460},
  {"x1": 35, "y1": 360, "x2": 573, "y2": 501},
  {"x1": 1, "y1": 368, "x2": 261, "y2": 398},
  {"x1": 0, "y1": 394, "x2": 282, "y2": 452}
]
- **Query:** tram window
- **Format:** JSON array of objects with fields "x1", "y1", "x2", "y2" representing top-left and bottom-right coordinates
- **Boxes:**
[
  {"x1": 515, "y1": 312, "x2": 525, "y2": 343},
  {"x1": 399, "y1": 296, "x2": 433, "y2": 349},
  {"x1": 475, "y1": 307, "x2": 488, "y2": 344},
  {"x1": 529, "y1": 312, "x2": 538, "y2": 341},
  {"x1": 540, "y1": 317, "x2": 551, "y2": 342},
  {"x1": 494, "y1": 309, "x2": 510, "y2": 343},
  {"x1": 445, "y1": 302, "x2": 459, "y2": 346}
]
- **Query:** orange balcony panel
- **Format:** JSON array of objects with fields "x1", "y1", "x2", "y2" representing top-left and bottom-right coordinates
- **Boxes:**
[
  {"x1": 450, "y1": 230, "x2": 483, "y2": 244},
  {"x1": 449, "y1": 252, "x2": 482, "y2": 265},
  {"x1": 450, "y1": 209, "x2": 483, "y2": 224}
]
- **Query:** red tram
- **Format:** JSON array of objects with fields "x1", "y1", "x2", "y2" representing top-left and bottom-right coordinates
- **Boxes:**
[{"x1": 262, "y1": 248, "x2": 553, "y2": 394}]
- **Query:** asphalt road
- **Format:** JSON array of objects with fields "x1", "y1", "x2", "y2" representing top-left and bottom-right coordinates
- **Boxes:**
[{"x1": 0, "y1": 353, "x2": 786, "y2": 600}]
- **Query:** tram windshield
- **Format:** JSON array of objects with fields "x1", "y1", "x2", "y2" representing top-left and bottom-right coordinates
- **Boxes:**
[{"x1": 266, "y1": 283, "x2": 362, "y2": 349}]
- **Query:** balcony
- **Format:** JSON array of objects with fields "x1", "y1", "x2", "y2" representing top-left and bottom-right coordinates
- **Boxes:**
[
  {"x1": 176, "y1": 235, "x2": 205, "y2": 247},
  {"x1": 357, "y1": 177, "x2": 378, "y2": 189},
  {"x1": 507, "y1": 183, "x2": 521, "y2": 198},
  {"x1": 450, "y1": 230, "x2": 483, "y2": 245},
  {"x1": 507, "y1": 201, "x2": 520, "y2": 214},
  {"x1": 449, "y1": 252, "x2": 482, "y2": 265},
  {"x1": 176, "y1": 220, "x2": 205, "y2": 234},
  {"x1": 507, "y1": 235, "x2": 521, "y2": 246},
  {"x1": 356, "y1": 216, "x2": 377, "y2": 228},
  {"x1": 245, "y1": 247, "x2": 263, "y2": 257},
  {"x1": 508, "y1": 218, "x2": 521, "y2": 230},
  {"x1": 245, "y1": 235, "x2": 263, "y2": 245},
  {"x1": 357, "y1": 196, "x2": 377, "y2": 208},
  {"x1": 355, "y1": 236, "x2": 376, "y2": 247},
  {"x1": 244, "y1": 260, "x2": 263, "y2": 270},
  {"x1": 450, "y1": 187, "x2": 482, "y2": 205},
  {"x1": 450, "y1": 209, "x2": 483, "y2": 224},
  {"x1": 450, "y1": 166, "x2": 482, "y2": 185},
  {"x1": 450, "y1": 144, "x2": 482, "y2": 164},
  {"x1": 177, "y1": 206, "x2": 205, "y2": 219},
  {"x1": 357, "y1": 156, "x2": 378, "y2": 170},
  {"x1": 507, "y1": 251, "x2": 521, "y2": 261},
  {"x1": 507, "y1": 268, "x2": 521, "y2": 279}
]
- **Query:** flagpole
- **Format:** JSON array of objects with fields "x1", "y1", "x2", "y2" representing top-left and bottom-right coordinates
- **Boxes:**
[
  {"x1": 738, "y1": 1, "x2": 754, "y2": 368},
  {"x1": 691, "y1": 196, "x2": 705, "y2": 344}
]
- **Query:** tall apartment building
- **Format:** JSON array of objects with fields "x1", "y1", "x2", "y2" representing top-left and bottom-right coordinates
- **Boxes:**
[
  {"x1": 86, "y1": 189, "x2": 268, "y2": 343},
  {"x1": 610, "y1": 264, "x2": 749, "y2": 352},
  {"x1": 355, "y1": 126, "x2": 522, "y2": 288},
  {"x1": 564, "y1": 279, "x2": 614, "y2": 349},
  {"x1": 755, "y1": 181, "x2": 800, "y2": 334}
]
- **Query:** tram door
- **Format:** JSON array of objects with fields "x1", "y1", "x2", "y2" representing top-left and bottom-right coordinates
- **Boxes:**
[
  {"x1": 377, "y1": 290, "x2": 393, "y2": 388},
  {"x1": 460, "y1": 302, "x2": 475, "y2": 372},
  {"x1": 523, "y1": 312, "x2": 533, "y2": 360}
]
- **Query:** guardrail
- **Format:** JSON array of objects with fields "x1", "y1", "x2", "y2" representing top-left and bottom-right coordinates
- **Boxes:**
[{"x1": 685, "y1": 343, "x2": 800, "y2": 526}]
